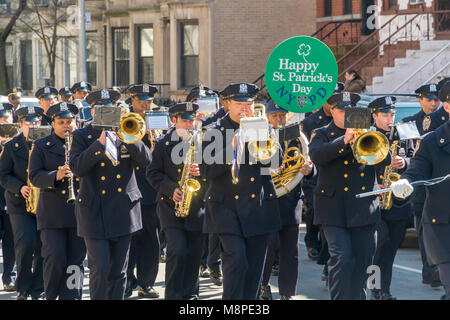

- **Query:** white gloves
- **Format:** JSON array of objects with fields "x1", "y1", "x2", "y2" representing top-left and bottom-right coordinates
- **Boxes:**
[{"x1": 390, "y1": 179, "x2": 414, "y2": 199}]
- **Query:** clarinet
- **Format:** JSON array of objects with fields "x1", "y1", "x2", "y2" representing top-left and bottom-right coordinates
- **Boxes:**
[{"x1": 65, "y1": 131, "x2": 76, "y2": 204}]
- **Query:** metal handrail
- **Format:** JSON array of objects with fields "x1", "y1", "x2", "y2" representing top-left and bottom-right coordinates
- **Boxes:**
[
  {"x1": 422, "y1": 62, "x2": 450, "y2": 87},
  {"x1": 391, "y1": 42, "x2": 450, "y2": 92}
]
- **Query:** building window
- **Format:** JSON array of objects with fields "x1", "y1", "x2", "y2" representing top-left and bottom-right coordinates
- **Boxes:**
[
  {"x1": 113, "y1": 28, "x2": 130, "y2": 87},
  {"x1": 37, "y1": 40, "x2": 50, "y2": 80},
  {"x1": 389, "y1": 0, "x2": 397, "y2": 8},
  {"x1": 343, "y1": 0, "x2": 352, "y2": 14},
  {"x1": 324, "y1": 0, "x2": 332, "y2": 17},
  {"x1": 137, "y1": 27, "x2": 154, "y2": 84},
  {"x1": 86, "y1": 38, "x2": 97, "y2": 86},
  {"x1": 409, "y1": 0, "x2": 423, "y2": 4},
  {"x1": 5, "y1": 42, "x2": 14, "y2": 85},
  {"x1": 20, "y1": 40, "x2": 32, "y2": 90},
  {"x1": 64, "y1": 38, "x2": 78, "y2": 87},
  {"x1": 180, "y1": 22, "x2": 199, "y2": 88}
]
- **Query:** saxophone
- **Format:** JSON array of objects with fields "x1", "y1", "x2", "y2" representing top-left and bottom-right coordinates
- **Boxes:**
[
  {"x1": 26, "y1": 145, "x2": 40, "y2": 214},
  {"x1": 380, "y1": 140, "x2": 401, "y2": 210},
  {"x1": 174, "y1": 124, "x2": 201, "y2": 218}
]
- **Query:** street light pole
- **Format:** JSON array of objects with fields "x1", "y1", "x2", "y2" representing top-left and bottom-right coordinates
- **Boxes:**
[{"x1": 78, "y1": 0, "x2": 87, "y2": 81}]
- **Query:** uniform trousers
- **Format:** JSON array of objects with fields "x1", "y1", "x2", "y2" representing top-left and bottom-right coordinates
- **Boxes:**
[
  {"x1": 218, "y1": 233, "x2": 268, "y2": 300},
  {"x1": 164, "y1": 228, "x2": 203, "y2": 300},
  {"x1": 127, "y1": 204, "x2": 160, "y2": 288},
  {"x1": 261, "y1": 224, "x2": 299, "y2": 297},
  {"x1": 40, "y1": 228, "x2": 86, "y2": 300},
  {"x1": 323, "y1": 224, "x2": 376, "y2": 300},
  {"x1": 84, "y1": 235, "x2": 131, "y2": 300},
  {"x1": 0, "y1": 211, "x2": 15, "y2": 285},
  {"x1": 8, "y1": 213, "x2": 43, "y2": 298}
]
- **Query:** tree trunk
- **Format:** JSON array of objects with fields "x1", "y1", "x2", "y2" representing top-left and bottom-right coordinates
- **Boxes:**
[{"x1": 0, "y1": 45, "x2": 10, "y2": 93}]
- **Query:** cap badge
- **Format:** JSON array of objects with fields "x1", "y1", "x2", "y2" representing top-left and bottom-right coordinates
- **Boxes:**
[
  {"x1": 343, "y1": 92, "x2": 350, "y2": 102},
  {"x1": 101, "y1": 89, "x2": 110, "y2": 100},
  {"x1": 28, "y1": 106, "x2": 35, "y2": 114},
  {"x1": 186, "y1": 102, "x2": 193, "y2": 112},
  {"x1": 60, "y1": 103, "x2": 68, "y2": 111},
  {"x1": 239, "y1": 84, "x2": 248, "y2": 94},
  {"x1": 385, "y1": 97, "x2": 393, "y2": 105},
  {"x1": 430, "y1": 84, "x2": 437, "y2": 92},
  {"x1": 44, "y1": 87, "x2": 50, "y2": 94},
  {"x1": 81, "y1": 81, "x2": 86, "y2": 87},
  {"x1": 143, "y1": 84, "x2": 150, "y2": 93}
]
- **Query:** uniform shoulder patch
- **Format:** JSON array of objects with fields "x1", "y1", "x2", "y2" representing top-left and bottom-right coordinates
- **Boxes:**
[
  {"x1": 422, "y1": 116, "x2": 431, "y2": 132},
  {"x1": 310, "y1": 130, "x2": 317, "y2": 142}
]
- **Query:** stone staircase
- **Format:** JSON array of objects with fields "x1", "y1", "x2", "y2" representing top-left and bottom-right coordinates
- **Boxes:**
[{"x1": 366, "y1": 40, "x2": 450, "y2": 94}]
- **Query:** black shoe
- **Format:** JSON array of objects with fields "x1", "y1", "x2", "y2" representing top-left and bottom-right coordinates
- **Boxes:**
[
  {"x1": 321, "y1": 265, "x2": 328, "y2": 282},
  {"x1": 209, "y1": 270, "x2": 223, "y2": 286},
  {"x1": 199, "y1": 265, "x2": 210, "y2": 278},
  {"x1": 188, "y1": 295, "x2": 199, "y2": 300},
  {"x1": 271, "y1": 264, "x2": 279, "y2": 276},
  {"x1": 422, "y1": 278, "x2": 432, "y2": 285},
  {"x1": 307, "y1": 247, "x2": 319, "y2": 261},
  {"x1": 16, "y1": 292, "x2": 28, "y2": 300},
  {"x1": 430, "y1": 280, "x2": 442, "y2": 288},
  {"x1": 381, "y1": 292, "x2": 396, "y2": 300},
  {"x1": 124, "y1": 284, "x2": 133, "y2": 298},
  {"x1": 138, "y1": 286, "x2": 160, "y2": 299},
  {"x1": 260, "y1": 285, "x2": 272, "y2": 300},
  {"x1": 31, "y1": 293, "x2": 46, "y2": 300},
  {"x1": 370, "y1": 289, "x2": 381, "y2": 300},
  {"x1": 280, "y1": 295, "x2": 293, "y2": 300},
  {"x1": 159, "y1": 253, "x2": 167, "y2": 263},
  {"x1": 441, "y1": 294, "x2": 447, "y2": 300},
  {"x1": 3, "y1": 282, "x2": 15, "y2": 292}
]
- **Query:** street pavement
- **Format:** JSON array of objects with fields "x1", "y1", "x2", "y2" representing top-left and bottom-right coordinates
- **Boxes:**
[{"x1": 0, "y1": 225, "x2": 445, "y2": 300}]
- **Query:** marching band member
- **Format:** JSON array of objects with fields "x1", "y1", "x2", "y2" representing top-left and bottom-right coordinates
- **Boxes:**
[
  {"x1": 0, "y1": 103, "x2": 16, "y2": 292},
  {"x1": 147, "y1": 102, "x2": 205, "y2": 300},
  {"x1": 7, "y1": 87, "x2": 22, "y2": 123},
  {"x1": 28, "y1": 102, "x2": 86, "y2": 300},
  {"x1": 0, "y1": 106, "x2": 45, "y2": 300},
  {"x1": 199, "y1": 83, "x2": 281, "y2": 300},
  {"x1": 369, "y1": 97, "x2": 413, "y2": 300},
  {"x1": 35, "y1": 86, "x2": 59, "y2": 126},
  {"x1": 124, "y1": 84, "x2": 161, "y2": 299},
  {"x1": 390, "y1": 81, "x2": 450, "y2": 300},
  {"x1": 402, "y1": 84, "x2": 441, "y2": 287},
  {"x1": 59, "y1": 87, "x2": 74, "y2": 103},
  {"x1": 186, "y1": 86, "x2": 223, "y2": 285},
  {"x1": 260, "y1": 101, "x2": 313, "y2": 300},
  {"x1": 309, "y1": 92, "x2": 380, "y2": 300},
  {"x1": 423, "y1": 77, "x2": 450, "y2": 133},
  {"x1": 71, "y1": 82, "x2": 92, "y2": 101},
  {"x1": 69, "y1": 89, "x2": 151, "y2": 300}
]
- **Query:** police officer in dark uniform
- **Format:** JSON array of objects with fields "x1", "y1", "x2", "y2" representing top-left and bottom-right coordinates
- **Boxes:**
[
  {"x1": 147, "y1": 102, "x2": 205, "y2": 300},
  {"x1": 7, "y1": 87, "x2": 22, "y2": 122},
  {"x1": 369, "y1": 96, "x2": 414, "y2": 300},
  {"x1": 28, "y1": 102, "x2": 86, "y2": 300},
  {"x1": 390, "y1": 81, "x2": 450, "y2": 300},
  {"x1": 123, "y1": 84, "x2": 161, "y2": 299},
  {"x1": 402, "y1": 83, "x2": 441, "y2": 287},
  {"x1": 199, "y1": 82, "x2": 281, "y2": 300},
  {"x1": 69, "y1": 89, "x2": 151, "y2": 300},
  {"x1": 302, "y1": 82, "x2": 344, "y2": 281},
  {"x1": 309, "y1": 92, "x2": 380, "y2": 300},
  {"x1": 35, "y1": 86, "x2": 59, "y2": 126},
  {"x1": 72, "y1": 81, "x2": 93, "y2": 125},
  {"x1": 260, "y1": 100, "x2": 313, "y2": 300},
  {"x1": 186, "y1": 86, "x2": 223, "y2": 285},
  {"x1": 59, "y1": 87, "x2": 74, "y2": 103},
  {"x1": 423, "y1": 78, "x2": 450, "y2": 133},
  {"x1": 0, "y1": 103, "x2": 17, "y2": 292},
  {"x1": 0, "y1": 105, "x2": 45, "y2": 300}
]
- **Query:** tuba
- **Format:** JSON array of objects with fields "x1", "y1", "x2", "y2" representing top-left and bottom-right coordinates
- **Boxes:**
[
  {"x1": 174, "y1": 120, "x2": 202, "y2": 218},
  {"x1": 351, "y1": 129, "x2": 390, "y2": 165},
  {"x1": 272, "y1": 129, "x2": 309, "y2": 197}
]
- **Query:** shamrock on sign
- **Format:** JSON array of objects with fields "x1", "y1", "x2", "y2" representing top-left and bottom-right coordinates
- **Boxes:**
[{"x1": 297, "y1": 44, "x2": 311, "y2": 61}]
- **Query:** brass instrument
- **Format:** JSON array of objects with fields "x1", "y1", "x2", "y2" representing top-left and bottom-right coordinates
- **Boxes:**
[
  {"x1": 232, "y1": 104, "x2": 278, "y2": 184},
  {"x1": 351, "y1": 129, "x2": 390, "y2": 165},
  {"x1": 26, "y1": 145, "x2": 39, "y2": 214},
  {"x1": 272, "y1": 130, "x2": 309, "y2": 197},
  {"x1": 174, "y1": 121, "x2": 201, "y2": 218},
  {"x1": 117, "y1": 111, "x2": 146, "y2": 144},
  {"x1": 380, "y1": 140, "x2": 400, "y2": 210},
  {"x1": 65, "y1": 131, "x2": 76, "y2": 204}
]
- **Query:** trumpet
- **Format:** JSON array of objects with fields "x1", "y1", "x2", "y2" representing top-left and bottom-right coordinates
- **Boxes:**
[{"x1": 351, "y1": 129, "x2": 390, "y2": 165}]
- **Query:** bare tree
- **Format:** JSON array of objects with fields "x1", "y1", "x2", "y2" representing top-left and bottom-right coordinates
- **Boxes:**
[
  {"x1": 0, "y1": 0, "x2": 27, "y2": 93},
  {"x1": 19, "y1": 0, "x2": 70, "y2": 87}
]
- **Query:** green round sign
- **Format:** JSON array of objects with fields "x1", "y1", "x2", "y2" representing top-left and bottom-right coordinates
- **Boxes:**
[{"x1": 265, "y1": 36, "x2": 338, "y2": 113}]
